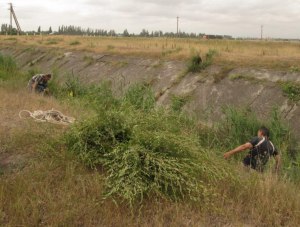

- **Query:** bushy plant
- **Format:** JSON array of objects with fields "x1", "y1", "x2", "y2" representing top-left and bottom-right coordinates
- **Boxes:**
[
  {"x1": 0, "y1": 54, "x2": 17, "y2": 80},
  {"x1": 123, "y1": 84, "x2": 156, "y2": 111},
  {"x1": 187, "y1": 49, "x2": 217, "y2": 73},
  {"x1": 69, "y1": 40, "x2": 81, "y2": 46},
  {"x1": 171, "y1": 95, "x2": 189, "y2": 112},
  {"x1": 66, "y1": 91, "x2": 234, "y2": 205},
  {"x1": 281, "y1": 82, "x2": 300, "y2": 102}
]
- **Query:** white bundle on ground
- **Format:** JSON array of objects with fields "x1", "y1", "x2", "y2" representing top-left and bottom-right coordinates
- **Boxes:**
[{"x1": 19, "y1": 109, "x2": 75, "y2": 126}]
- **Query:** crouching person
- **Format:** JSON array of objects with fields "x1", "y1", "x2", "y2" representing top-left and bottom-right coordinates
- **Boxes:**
[
  {"x1": 224, "y1": 126, "x2": 281, "y2": 173},
  {"x1": 28, "y1": 74, "x2": 52, "y2": 95}
]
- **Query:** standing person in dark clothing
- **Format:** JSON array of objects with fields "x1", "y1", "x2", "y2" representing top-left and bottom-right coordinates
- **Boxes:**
[
  {"x1": 28, "y1": 74, "x2": 52, "y2": 95},
  {"x1": 224, "y1": 126, "x2": 281, "y2": 172}
]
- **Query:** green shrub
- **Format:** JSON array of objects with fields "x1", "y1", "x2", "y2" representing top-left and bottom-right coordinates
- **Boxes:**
[
  {"x1": 63, "y1": 75, "x2": 87, "y2": 97},
  {"x1": 66, "y1": 101, "x2": 234, "y2": 205},
  {"x1": 69, "y1": 40, "x2": 81, "y2": 46},
  {"x1": 84, "y1": 82, "x2": 119, "y2": 110},
  {"x1": 171, "y1": 95, "x2": 189, "y2": 112},
  {"x1": 123, "y1": 84, "x2": 156, "y2": 111},
  {"x1": 216, "y1": 107, "x2": 261, "y2": 149},
  {"x1": 289, "y1": 66, "x2": 300, "y2": 73},
  {"x1": 45, "y1": 38, "x2": 63, "y2": 45},
  {"x1": 187, "y1": 49, "x2": 217, "y2": 73},
  {"x1": 281, "y1": 82, "x2": 300, "y2": 102},
  {"x1": 0, "y1": 54, "x2": 17, "y2": 80},
  {"x1": 202, "y1": 106, "x2": 299, "y2": 180},
  {"x1": 187, "y1": 54, "x2": 203, "y2": 73}
]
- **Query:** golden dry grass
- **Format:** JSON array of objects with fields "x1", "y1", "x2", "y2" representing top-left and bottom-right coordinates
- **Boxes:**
[
  {"x1": 1, "y1": 85, "x2": 300, "y2": 226},
  {"x1": 1, "y1": 35, "x2": 300, "y2": 70}
]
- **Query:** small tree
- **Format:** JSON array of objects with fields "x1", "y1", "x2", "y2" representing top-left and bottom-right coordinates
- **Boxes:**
[
  {"x1": 37, "y1": 26, "x2": 41, "y2": 34},
  {"x1": 49, "y1": 26, "x2": 52, "y2": 34},
  {"x1": 123, "y1": 29, "x2": 129, "y2": 37}
]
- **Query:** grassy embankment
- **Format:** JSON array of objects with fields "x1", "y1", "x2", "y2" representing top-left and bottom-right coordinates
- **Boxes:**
[
  {"x1": 1, "y1": 35, "x2": 300, "y2": 70},
  {"x1": 0, "y1": 53, "x2": 300, "y2": 226}
]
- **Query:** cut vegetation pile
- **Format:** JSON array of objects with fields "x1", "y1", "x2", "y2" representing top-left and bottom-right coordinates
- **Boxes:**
[{"x1": 65, "y1": 84, "x2": 235, "y2": 205}]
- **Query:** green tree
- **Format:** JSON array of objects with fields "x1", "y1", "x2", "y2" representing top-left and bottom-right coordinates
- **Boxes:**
[{"x1": 123, "y1": 29, "x2": 130, "y2": 37}]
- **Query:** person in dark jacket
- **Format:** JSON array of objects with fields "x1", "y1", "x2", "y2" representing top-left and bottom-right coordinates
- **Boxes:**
[
  {"x1": 224, "y1": 126, "x2": 281, "y2": 172},
  {"x1": 28, "y1": 74, "x2": 52, "y2": 94}
]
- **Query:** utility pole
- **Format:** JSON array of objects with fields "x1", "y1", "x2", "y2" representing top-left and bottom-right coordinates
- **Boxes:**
[
  {"x1": 8, "y1": 3, "x2": 22, "y2": 35},
  {"x1": 177, "y1": 16, "x2": 179, "y2": 37},
  {"x1": 9, "y1": 4, "x2": 13, "y2": 34},
  {"x1": 261, "y1": 25, "x2": 264, "y2": 40}
]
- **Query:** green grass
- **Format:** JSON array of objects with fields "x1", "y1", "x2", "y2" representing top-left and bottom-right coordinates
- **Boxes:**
[
  {"x1": 45, "y1": 38, "x2": 63, "y2": 45},
  {"x1": 69, "y1": 40, "x2": 81, "y2": 46},
  {"x1": 83, "y1": 55, "x2": 96, "y2": 66},
  {"x1": 123, "y1": 84, "x2": 156, "y2": 111},
  {"x1": 187, "y1": 49, "x2": 217, "y2": 73},
  {"x1": 290, "y1": 66, "x2": 300, "y2": 73},
  {"x1": 170, "y1": 95, "x2": 189, "y2": 112},
  {"x1": 64, "y1": 87, "x2": 235, "y2": 206},
  {"x1": 281, "y1": 81, "x2": 300, "y2": 102},
  {"x1": 0, "y1": 53, "x2": 17, "y2": 81},
  {"x1": 197, "y1": 106, "x2": 299, "y2": 181}
]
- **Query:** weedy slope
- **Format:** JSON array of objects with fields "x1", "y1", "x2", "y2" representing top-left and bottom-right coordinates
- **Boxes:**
[{"x1": 0, "y1": 53, "x2": 300, "y2": 226}]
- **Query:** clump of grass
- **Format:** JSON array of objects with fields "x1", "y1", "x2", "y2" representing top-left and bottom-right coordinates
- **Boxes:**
[
  {"x1": 289, "y1": 66, "x2": 300, "y2": 73},
  {"x1": 123, "y1": 84, "x2": 156, "y2": 111},
  {"x1": 45, "y1": 38, "x2": 63, "y2": 45},
  {"x1": 48, "y1": 73, "x2": 87, "y2": 98},
  {"x1": 83, "y1": 55, "x2": 95, "y2": 66},
  {"x1": 4, "y1": 37, "x2": 17, "y2": 41},
  {"x1": 187, "y1": 54, "x2": 203, "y2": 73},
  {"x1": 107, "y1": 45, "x2": 115, "y2": 50},
  {"x1": 212, "y1": 66, "x2": 234, "y2": 83},
  {"x1": 69, "y1": 40, "x2": 81, "y2": 46},
  {"x1": 0, "y1": 53, "x2": 17, "y2": 80},
  {"x1": 63, "y1": 75, "x2": 87, "y2": 97},
  {"x1": 171, "y1": 95, "x2": 189, "y2": 112},
  {"x1": 229, "y1": 74, "x2": 244, "y2": 80},
  {"x1": 281, "y1": 81, "x2": 300, "y2": 102},
  {"x1": 0, "y1": 54, "x2": 17, "y2": 72},
  {"x1": 187, "y1": 49, "x2": 217, "y2": 73}
]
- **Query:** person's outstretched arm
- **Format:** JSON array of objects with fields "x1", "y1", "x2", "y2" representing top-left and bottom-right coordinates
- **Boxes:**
[{"x1": 224, "y1": 142, "x2": 253, "y2": 159}]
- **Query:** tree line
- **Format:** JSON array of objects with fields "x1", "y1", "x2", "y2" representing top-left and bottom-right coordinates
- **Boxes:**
[{"x1": 0, "y1": 24, "x2": 233, "y2": 39}]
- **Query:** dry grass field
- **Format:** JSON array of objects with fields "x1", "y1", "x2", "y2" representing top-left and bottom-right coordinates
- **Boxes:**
[
  {"x1": 1, "y1": 37, "x2": 300, "y2": 226},
  {"x1": 0, "y1": 81, "x2": 300, "y2": 226},
  {"x1": 1, "y1": 35, "x2": 300, "y2": 70}
]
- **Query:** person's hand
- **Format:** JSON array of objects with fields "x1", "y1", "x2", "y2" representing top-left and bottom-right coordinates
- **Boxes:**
[{"x1": 223, "y1": 151, "x2": 232, "y2": 159}]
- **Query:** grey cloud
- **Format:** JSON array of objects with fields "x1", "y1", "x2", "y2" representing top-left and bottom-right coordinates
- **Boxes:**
[{"x1": 0, "y1": 0, "x2": 299, "y2": 38}]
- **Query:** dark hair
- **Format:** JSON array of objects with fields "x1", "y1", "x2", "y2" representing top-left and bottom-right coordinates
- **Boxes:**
[
  {"x1": 45, "y1": 74, "x2": 52, "y2": 78},
  {"x1": 259, "y1": 126, "x2": 270, "y2": 138}
]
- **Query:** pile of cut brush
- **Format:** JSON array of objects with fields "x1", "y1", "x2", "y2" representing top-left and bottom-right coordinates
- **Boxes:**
[{"x1": 65, "y1": 84, "x2": 236, "y2": 205}]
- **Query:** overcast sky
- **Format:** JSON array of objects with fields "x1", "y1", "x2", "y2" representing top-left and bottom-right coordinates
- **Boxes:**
[{"x1": 0, "y1": 0, "x2": 299, "y2": 38}]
